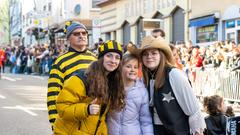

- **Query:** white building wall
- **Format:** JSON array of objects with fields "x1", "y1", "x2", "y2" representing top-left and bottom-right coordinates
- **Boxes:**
[
  {"x1": 50, "y1": 0, "x2": 62, "y2": 25},
  {"x1": 63, "y1": 0, "x2": 91, "y2": 20},
  {"x1": 22, "y1": 0, "x2": 98, "y2": 46},
  {"x1": 99, "y1": 0, "x2": 186, "y2": 44}
]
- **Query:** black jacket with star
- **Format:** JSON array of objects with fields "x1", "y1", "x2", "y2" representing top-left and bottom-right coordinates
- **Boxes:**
[{"x1": 149, "y1": 67, "x2": 190, "y2": 135}]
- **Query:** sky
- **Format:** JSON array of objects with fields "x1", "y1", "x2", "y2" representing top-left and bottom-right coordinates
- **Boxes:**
[
  {"x1": 21, "y1": 0, "x2": 34, "y2": 14},
  {"x1": 0, "y1": 0, "x2": 34, "y2": 14}
]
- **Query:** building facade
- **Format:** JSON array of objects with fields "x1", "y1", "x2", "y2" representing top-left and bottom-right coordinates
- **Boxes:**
[
  {"x1": 97, "y1": 0, "x2": 190, "y2": 45},
  {"x1": 189, "y1": 0, "x2": 240, "y2": 46},
  {"x1": 20, "y1": 0, "x2": 100, "y2": 47},
  {"x1": 0, "y1": 0, "x2": 10, "y2": 45},
  {"x1": 50, "y1": 0, "x2": 100, "y2": 48},
  {"x1": 22, "y1": 0, "x2": 52, "y2": 47},
  {"x1": 10, "y1": 0, "x2": 22, "y2": 46}
]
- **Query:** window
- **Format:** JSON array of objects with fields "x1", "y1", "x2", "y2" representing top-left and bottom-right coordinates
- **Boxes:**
[
  {"x1": 43, "y1": 5, "x2": 46, "y2": 11},
  {"x1": 196, "y1": 25, "x2": 218, "y2": 43},
  {"x1": 48, "y1": 2, "x2": 52, "y2": 12}
]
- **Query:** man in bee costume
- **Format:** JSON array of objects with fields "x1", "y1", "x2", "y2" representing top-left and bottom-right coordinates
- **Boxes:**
[{"x1": 47, "y1": 22, "x2": 96, "y2": 128}]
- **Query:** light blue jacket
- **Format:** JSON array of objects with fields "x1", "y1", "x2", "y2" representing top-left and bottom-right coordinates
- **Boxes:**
[{"x1": 107, "y1": 79, "x2": 153, "y2": 135}]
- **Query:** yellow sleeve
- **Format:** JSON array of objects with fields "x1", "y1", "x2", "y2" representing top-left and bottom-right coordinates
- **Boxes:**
[
  {"x1": 56, "y1": 76, "x2": 89, "y2": 122},
  {"x1": 47, "y1": 64, "x2": 64, "y2": 124}
]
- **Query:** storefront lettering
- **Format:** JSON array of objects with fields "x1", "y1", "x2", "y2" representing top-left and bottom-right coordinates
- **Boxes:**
[
  {"x1": 226, "y1": 20, "x2": 235, "y2": 28},
  {"x1": 198, "y1": 26, "x2": 216, "y2": 33}
]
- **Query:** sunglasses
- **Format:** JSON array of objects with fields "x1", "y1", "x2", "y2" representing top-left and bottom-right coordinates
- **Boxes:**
[{"x1": 72, "y1": 31, "x2": 88, "y2": 36}]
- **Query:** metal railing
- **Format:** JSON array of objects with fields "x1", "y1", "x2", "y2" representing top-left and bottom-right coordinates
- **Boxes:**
[{"x1": 191, "y1": 68, "x2": 240, "y2": 102}]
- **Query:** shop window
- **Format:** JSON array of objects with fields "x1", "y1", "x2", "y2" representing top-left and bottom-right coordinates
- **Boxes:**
[{"x1": 196, "y1": 25, "x2": 218, "y2": 43}]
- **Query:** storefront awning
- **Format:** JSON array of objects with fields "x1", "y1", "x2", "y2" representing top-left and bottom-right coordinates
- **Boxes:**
[{"x1": 189, "y1": 15, "x2": 215, "y2": 27}]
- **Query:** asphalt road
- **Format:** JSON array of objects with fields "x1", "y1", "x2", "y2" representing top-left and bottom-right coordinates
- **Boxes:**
[{"x1": 0, "y1": 73, "x2": 52, "y2": 135}]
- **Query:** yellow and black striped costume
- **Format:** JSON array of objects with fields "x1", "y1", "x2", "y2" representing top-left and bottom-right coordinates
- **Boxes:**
[{"x1": 47, "y1": 47, "x2": 96, "y2": 125}]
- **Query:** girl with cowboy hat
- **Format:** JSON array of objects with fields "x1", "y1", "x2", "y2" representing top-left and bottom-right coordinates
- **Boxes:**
[
  {"x1": 129, "y1": 36, "x2": 206, "y2": 135},
  {"x1": 53, "y1": 40, "x2": 125, "y2": 135}
]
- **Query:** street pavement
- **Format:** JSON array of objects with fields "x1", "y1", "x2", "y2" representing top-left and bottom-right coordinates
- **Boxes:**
[{"x1": 0, "y1": 73, "x2": 52, "y2": 135}]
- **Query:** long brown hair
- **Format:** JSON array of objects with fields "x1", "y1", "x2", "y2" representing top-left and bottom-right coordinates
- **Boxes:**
[
  {"x1": 142, "y1": 50, "x2": 175, "y2": 89},
  {"x1": 86, "y1": 57, "x2": 125, "y2": 111}
]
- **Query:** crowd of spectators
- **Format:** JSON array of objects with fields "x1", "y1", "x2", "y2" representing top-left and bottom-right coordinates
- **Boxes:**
[
  {"x1": 0, "y1": 39, "x2": 239, "y2": 77},
  {"x1": 0, "y1": 43, "x2": 68, "y2": 75},
  {"x1": 172, "y1": 40, "x2": 240, "y2": 74}
]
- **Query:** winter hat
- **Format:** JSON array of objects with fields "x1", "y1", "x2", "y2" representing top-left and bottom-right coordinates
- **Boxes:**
[
  {"x1": 98, "y1": 40, "x2": 123, "y2": 59},
  {"x1": 66, "y1": 22, "x2": 87, "y2": 39}
]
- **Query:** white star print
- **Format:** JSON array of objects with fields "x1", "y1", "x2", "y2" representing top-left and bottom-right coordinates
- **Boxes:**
[{"x1": 162, "y1": 92, "x2": 175, "y2": 103}]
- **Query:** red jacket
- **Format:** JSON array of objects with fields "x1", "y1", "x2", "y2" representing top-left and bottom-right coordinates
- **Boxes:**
[{"x1": 0, "y1": 49, "x2": 5, "y2": 67}]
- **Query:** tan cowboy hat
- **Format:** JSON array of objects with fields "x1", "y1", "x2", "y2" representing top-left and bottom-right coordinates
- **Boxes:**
[{"x1": 129, "y1": 35, "x2": 175, "y2": 65}]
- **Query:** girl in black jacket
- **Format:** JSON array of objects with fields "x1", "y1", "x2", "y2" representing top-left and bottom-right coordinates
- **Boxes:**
[{"x1": 203, "y1": 95, "x2": 227, "y2": 135}]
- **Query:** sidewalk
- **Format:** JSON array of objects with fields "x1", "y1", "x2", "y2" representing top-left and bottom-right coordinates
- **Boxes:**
[
  {"x1": 2, "y1": 66, "x2": 49, "y2": 76},
  {"x1": 1, "y1": 66, "x2": 10, "y2": 74}
]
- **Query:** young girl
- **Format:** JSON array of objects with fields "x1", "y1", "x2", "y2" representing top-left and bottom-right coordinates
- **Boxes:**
[
  {"x1": 130, "y1": 36, "x2": 205, "y2": 135},
  {"x1": 53, "y1": 40, "x2": 125, "y2": 135},
  {"x1": 203, "y1": 95, "x2": 227, "y2": 135},
  {"x1": 107, "y1": 53, "x2": 153, "y2": 135}
]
